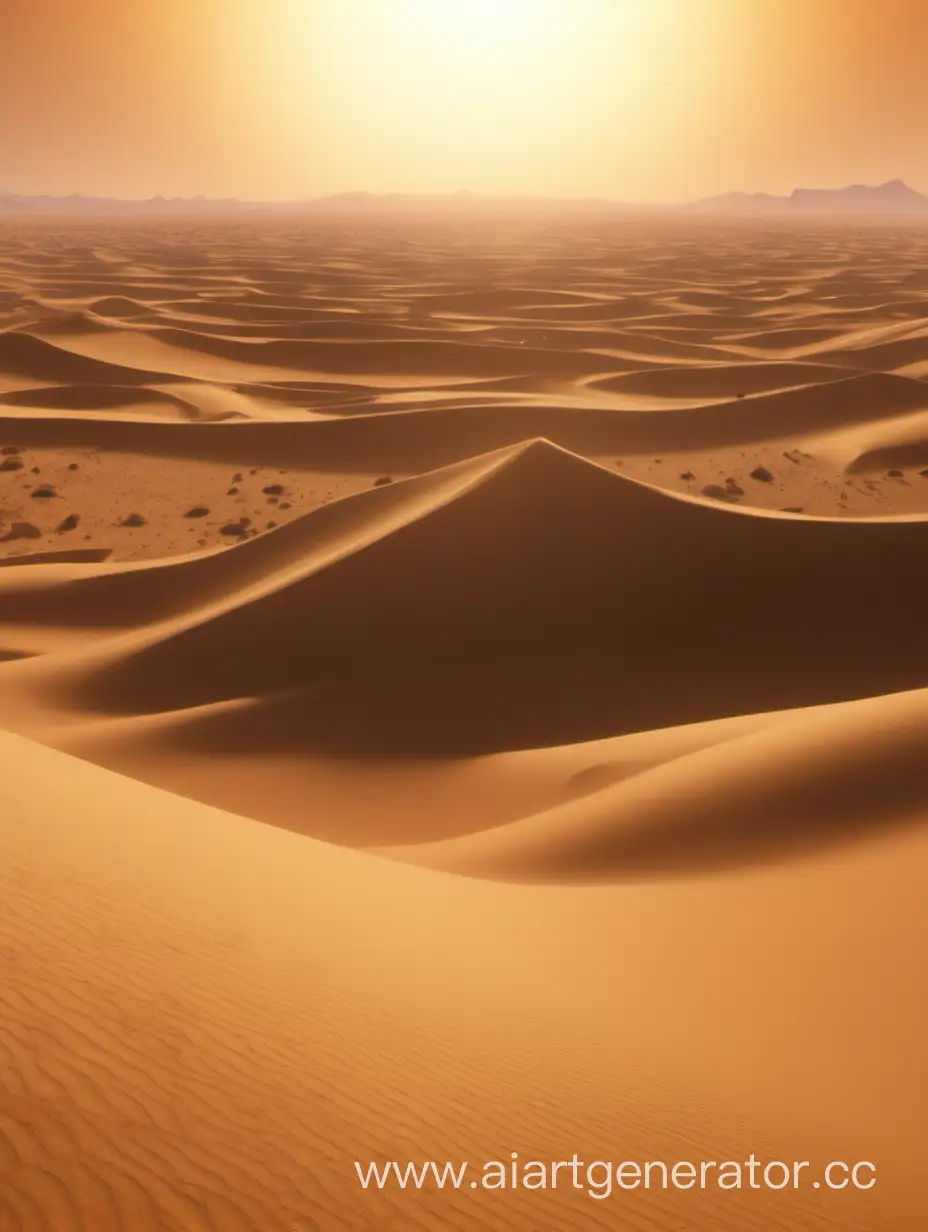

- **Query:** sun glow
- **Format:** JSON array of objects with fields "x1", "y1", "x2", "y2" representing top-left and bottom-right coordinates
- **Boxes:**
[
  {"x1": 265, "y1": 0, "x2": 699, "y2": 197},
  {"x1": 385, "y1": 0, "x2": 568, "y2": 84}
]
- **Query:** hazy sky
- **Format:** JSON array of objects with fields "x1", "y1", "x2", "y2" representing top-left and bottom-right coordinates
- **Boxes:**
[{"x1": 2, "y1": 0, "x2": 927, "y2": 202}]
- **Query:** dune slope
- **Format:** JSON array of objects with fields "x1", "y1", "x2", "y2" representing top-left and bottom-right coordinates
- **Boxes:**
[{"x1": 0, "y1": 731, "x2": 924, "y2": 1231}]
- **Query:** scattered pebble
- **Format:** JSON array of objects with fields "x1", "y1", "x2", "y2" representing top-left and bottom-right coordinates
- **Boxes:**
[
  {"x1": 749, "y1": 466, "x2": 774, "y2": 483},
  {"x1": 184, "y1": 506, "x2": 210, "y2": 518},
  {"x1": 31, "y1": 485, "x2": 57, "y2": 499},
  {"x1": 0, "y1": 457, "x2": 23, "y2": 472},
  {"x1": 702, "y1": 484, "x2": 739, "y2": 503},
  {"x1": 121, "y1": 513, "x2": 147, "y2": 527},
  {"x1": 56, "y1": 514, "x2": 80, "y2": 533},
  {"x1": 0, "y1": 445, "x2": 21, "y2": 456},
  {"x1": 374, "y1": 476, "x2": 393, "y2": 487},
  {"x1": 1, "y1": 521, "x2": 41, "y2": 542},
  {"x1": 220, "y1": 517, "x2": 251, "y2": 537},
  {"x1": 262, "y1": 483, "x2": 285, "y2": 496}
]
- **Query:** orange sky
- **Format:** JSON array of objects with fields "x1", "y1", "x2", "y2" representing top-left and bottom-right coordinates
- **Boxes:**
[{"x1": 2, "y1": 0, "x2": 926, "y2": 203}]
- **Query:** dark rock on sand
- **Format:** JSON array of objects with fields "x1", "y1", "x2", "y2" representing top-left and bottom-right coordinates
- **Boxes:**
[
  {"x1": 1, "y1": 521, "x2": 42, "y2": 542},
  {"x1": 220, "y1": 517, "x2": 251, "y2": 537},
  {"x1": 702, "y1": 484, "x2": 739, "y2": 503},
  {"x1": 750, "y1": 466, "x2": 774, "y2": 483}
]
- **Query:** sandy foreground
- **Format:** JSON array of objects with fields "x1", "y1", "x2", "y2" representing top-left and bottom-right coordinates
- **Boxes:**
[{"x1": 1, "y1": 214, "x2": 927, "y2": 1230}]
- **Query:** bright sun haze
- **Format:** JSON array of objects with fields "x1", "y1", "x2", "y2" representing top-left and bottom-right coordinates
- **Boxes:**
[
  {"x1": 1, "y1": 0, "x2": 927, "y2": 200},
  {"x1": 266, "y1": 0, "x2": 699, "y2": 196}
]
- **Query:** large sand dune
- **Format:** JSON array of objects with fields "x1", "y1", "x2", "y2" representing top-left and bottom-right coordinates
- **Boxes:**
[{"x1": 1, "y1": 214, "x2": 926, "y2": 1230}]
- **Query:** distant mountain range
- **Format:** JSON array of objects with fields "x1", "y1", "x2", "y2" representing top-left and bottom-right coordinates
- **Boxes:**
[
  {"x1": 0, "y1": 189, "x2": 617, "y2": 215},
  {"x1": 2, "y1": 180, "x2": 927, "y2": 217},
  {"x1": 680, "y1": 179, "x2": 928, "y2": 215},
  {"x1": 0, "y1": 192, "x2": 249, "y2": 215}
]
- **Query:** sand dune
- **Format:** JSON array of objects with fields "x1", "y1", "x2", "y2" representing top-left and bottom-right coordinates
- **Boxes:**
[
  {"x1": 1, "y1": 214, "x2": 926, "y2": 1230},
  {"x1": 46, "y1": 322, "x2": 623, "y2": 383},
  {"x1": 391, "y1": 685, "x2": 928, "y2": 880},
  {"x1": 587, "y1": 358, "x2": 850, "y2": 397},
  {"x1": 3, "y1": 369, "x2": 928, "y2": 491},
  {"x1": 0, "y1": 381, "x2": 226, "y2": 421},
  {"x1": 6, "y1": 437, "x2": 928, "y2": 737},
  {"x1": 4, "y1": 437, "x2": 928, "y2": 876},
  {"x1": 0, "y1": 329, "x2": 186, "y2": 387},
  {"x1": 1, "y1": 731, "x2": 923, "y2": 1231},
  {"x1": 0, "y1": 545, "x2": 112, "y2": 567}
]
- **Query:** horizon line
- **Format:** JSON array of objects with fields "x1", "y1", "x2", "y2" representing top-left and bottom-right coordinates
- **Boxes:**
[{"x1": 2, "y1": 178, "x2": 928, "y2": 211}]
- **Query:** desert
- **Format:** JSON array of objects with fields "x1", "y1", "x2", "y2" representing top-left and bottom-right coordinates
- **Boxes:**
[{"x1": 0, "y1": 209, "x2": 926, "y2": 1230}]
